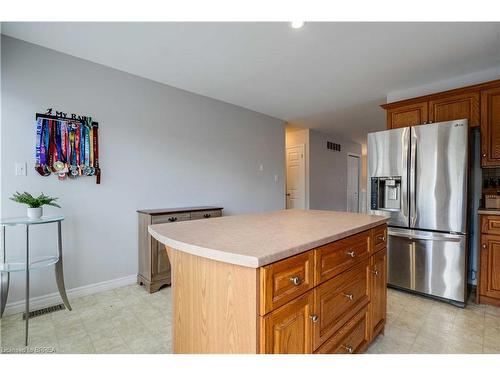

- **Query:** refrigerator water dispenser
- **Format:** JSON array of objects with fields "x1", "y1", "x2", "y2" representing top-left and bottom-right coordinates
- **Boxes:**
[{"x1": 370, "y1": 177, "x2": 401, "y2": 211}]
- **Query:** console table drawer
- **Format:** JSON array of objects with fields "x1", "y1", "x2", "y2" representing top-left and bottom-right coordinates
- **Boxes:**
[
  {"x1": 152, "y1": 212, "x2": 191, "y2": 224},
  {"x1": 191, "y1": 210, "x2": 222, "y2": 220}
]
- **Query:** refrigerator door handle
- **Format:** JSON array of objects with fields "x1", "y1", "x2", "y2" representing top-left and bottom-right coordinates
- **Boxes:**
[
  {"x1": 410, "y1": 131, "x2": 417, "y2": 227},
  {"x1": 388, "y1": 229, "x2": 463, "y2": 242}
]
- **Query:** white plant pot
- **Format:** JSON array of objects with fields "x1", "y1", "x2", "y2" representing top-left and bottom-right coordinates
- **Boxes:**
[{"x1": 27, "y1": 207, "x2": 43, "y2": 220}]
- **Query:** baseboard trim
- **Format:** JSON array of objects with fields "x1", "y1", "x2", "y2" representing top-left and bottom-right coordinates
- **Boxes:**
[{"x1": 3, "y1": 274, "x2": 137, "y2": 316}]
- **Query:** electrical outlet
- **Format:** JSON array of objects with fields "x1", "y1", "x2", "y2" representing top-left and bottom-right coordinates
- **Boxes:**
[
  {"x1": 274, "y1": 175, "x2": 279, "y2": 183},
  {"x1": 15, "y1": 162, "x2": 27, "y2": 176},
  {"x1": 259, "y1": 164, "x2": 264, "y2": 172}
]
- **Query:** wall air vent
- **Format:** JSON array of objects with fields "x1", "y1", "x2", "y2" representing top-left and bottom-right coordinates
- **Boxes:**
[{"x1": 327, "y1": 141, "x2": 341, "y2": 152}]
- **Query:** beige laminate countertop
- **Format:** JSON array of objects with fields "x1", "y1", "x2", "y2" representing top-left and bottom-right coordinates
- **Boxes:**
[
  {"x1": 148, "y1": 209, "x2": 388, "y2": 268},
  {"x1": 478, "y1": 208, "x2": 500, "y2": 215}
]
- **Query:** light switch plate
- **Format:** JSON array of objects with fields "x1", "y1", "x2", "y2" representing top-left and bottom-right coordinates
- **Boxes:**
[{"x1": 15, "y1": 162, "x2": 27, "y2": 176}]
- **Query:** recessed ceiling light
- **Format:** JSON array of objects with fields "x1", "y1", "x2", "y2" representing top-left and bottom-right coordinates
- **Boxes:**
[{"x1": 291, "y1": 21, "x2": 304, "y2": 29}]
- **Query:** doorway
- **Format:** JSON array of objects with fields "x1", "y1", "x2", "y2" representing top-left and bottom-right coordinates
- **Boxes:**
[
  {"x1": 347, "y1": 153, "x2": 360, "y2": 212},
  {"x1": 286, "y1": 144, "x2": 306, "y2": 209}
]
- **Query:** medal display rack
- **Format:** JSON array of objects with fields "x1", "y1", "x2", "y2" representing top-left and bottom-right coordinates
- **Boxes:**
[{"x1": 35, "y1": 111, "x2": 101, "y2": 184}]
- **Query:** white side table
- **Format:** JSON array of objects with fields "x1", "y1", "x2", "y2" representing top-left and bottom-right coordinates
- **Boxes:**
[{"x1": 0, "y1": 215, "x2": 72, "y2": 346}]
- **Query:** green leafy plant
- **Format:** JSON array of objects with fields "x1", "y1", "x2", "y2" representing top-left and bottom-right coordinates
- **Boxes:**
[{"x1": 9, "y1": 191, "x2": 61, "y2": 208}]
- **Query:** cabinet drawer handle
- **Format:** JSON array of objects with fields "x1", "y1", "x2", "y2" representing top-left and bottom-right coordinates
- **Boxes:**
[
  {"x1": 341, "y1": 344, "x2": 353, "y2": 353},
  {"x1": 482, "y1": 153, "x2": 487, "y2": 158},
  {"x1": 309, "y1": 314, "x2": 319, "y2": 323},
  {"x1": 342, "y1": 293, "x2": 354, "y2": 301},
  {"x1": 346, "y1": 250, "x2": 356, "y2": 258},
  {"x1": 290, "y1": 276, "x2": 302, "y2": 286},
  {"x1": 168, "y1": 217, "x2": 178, "y2": 222},
  {"x1": 203, "y1": 213, "x2": 211, "y2": 218},
  {"x1": 371, "y1": 269, "x2": 379, "y2": 276},
  {"x1": 376, "y1": 235, "x2": 385, "y2": 241},
  {"x1": 482, "y1": 244, "x2": 487, "y2": 249}
]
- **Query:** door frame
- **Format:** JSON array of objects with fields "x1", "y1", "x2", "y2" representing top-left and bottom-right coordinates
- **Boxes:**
[
  {"x1": 286, "y1": 143, "x2": 307, "y2": 209},
  {"x1": 347, "y1": 152, "x2": 361, "y2": 212}
]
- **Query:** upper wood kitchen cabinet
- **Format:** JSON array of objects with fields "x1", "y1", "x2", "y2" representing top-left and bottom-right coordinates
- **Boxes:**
[
  {"x1": 385, "y1": 101, "x2": 428, "y2": 129},
  {"x1": 381, "y1": 79, "x2": 500, "y2": 167},
  {"x1": 481, "y1": 86, "x2": 500, "y2": 167},
  {"x1": 429, "y1": 91, "x2": 480, "y2": 127}
]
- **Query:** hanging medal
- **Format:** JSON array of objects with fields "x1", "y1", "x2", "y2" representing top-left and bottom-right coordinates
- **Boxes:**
[
  {"x1": 93, "y1": 123, "x2": 100, "y2": 184},
  {"x1": 35, "y1": 118, "x2": 45, "y2": 175},
  {"x1": 42, "y1": 120, "x2": 51, "y2": 175}
]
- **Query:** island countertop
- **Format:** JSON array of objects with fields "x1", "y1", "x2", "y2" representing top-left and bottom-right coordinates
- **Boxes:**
[{"x1": 148, "y1": 209, "x2": 387, "y2": 268}]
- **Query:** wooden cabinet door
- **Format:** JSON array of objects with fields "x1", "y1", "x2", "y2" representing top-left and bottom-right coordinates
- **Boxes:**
[
  {"x1": 386, "y1": 101, "x2": 428, "y2": 129},
  {"x1": 369, "y1": 248, "x2": 387, "y2": 339},
  {"x1": 481, "y1": 86, "x2": 500, "y2": 167},
  {"x1": 260, "y1": 291, "x2": 314, "y2": 354},
  {"x1": 480, "y1": 235, "x2": 500, "y2": 300},
  {"x1": 429, "y1": 91, "x2": 480, "y2": 127}
]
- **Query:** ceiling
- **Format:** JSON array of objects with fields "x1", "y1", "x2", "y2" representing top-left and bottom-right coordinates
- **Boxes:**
[{"x1": 2, "y1": 22, "x2": 500, "y2": 144}]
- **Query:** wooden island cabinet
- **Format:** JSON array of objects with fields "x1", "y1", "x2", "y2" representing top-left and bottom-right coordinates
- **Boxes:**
[{"x1": 149, "y1": 210, "x2": 387, "y2": 354}]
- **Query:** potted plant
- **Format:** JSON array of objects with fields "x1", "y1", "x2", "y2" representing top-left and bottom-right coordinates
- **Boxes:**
[{"x1": 10, "y1": 191, "x2": 61, "y2": 219}]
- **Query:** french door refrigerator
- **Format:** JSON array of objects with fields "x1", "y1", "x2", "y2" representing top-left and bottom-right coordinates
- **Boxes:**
[{"x1": 367, "y1": 119, "x2": 468, "y2": 306}]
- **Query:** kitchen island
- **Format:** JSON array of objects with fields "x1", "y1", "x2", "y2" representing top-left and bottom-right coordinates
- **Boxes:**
[{"x1": 149, "y1": 209, "x2": 388, "y2": 354}]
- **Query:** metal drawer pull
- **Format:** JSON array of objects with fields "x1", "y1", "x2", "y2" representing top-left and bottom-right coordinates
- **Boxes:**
[
  {"x1": 342, "y1": 293, "x2": 354, "y2": 301},
  {"x1": 309, "y1": 314, "x2": 319, "y2": 323},
  {"x1": 482, "y1": 244, "x2": 487, "y2": 249},
  {"x1": 376, "y1": 235, "x2": 385, "y2": 241},
  {"x1": 203, "y1": 213, "x2": 211, "y2": 218},
  {"x1": 341, "y1": 344, "x2": 353, "y2": 353},
  {"x1": 168, "y1": 217, "x2": 178, "y2": 222},
  {"x1": 371, "y1": 269, "x2": 379, "y2": 276},
  {"x1": 290, "y1": 276, "x2": 301, "y2": 286},
  {"x1": 346, "y1": 250, "x2": 356, "y2": 258}
]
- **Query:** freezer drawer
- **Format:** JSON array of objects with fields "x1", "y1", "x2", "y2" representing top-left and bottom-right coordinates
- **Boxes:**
[{"x1": 387, "y1": 228, "x2": 466, "y2": 303}]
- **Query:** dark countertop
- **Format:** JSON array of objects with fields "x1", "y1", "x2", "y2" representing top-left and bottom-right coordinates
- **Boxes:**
[{"x1": 137, "y1": 206, "x2": 223, "y2": 215}]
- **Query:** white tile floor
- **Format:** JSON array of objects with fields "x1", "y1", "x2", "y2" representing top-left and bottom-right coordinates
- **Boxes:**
[
  {"x1": 0, "y1": 284, "x2": 172, "y2": 354},
  {"x1": 367, "y1": 289, "x2": 500, "y2": 354},
  {"x1": 1, "y1": 284, "x2": 499, "y2": 354}
]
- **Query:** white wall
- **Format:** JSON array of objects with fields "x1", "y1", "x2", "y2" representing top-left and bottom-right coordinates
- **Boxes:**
[
  {"x1": 308, "y1": 130, "x2": 362, "y2": 211},
  {"x1": 285, "y1": 127, "x2": 309, "y2": 209},
  {"x1": 1, "y1": 36, "x2": 285, "y2": 305},
  {"x1": 387, "y1": 66, "x2": 500, "y2": 102}
]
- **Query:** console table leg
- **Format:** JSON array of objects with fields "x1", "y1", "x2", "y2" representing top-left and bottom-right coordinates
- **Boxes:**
[
  {"x1": 25, "y1": 225, "x2": 29, "y2": 347},
  {"x1": 1, "y1": 226, "x2": 8, "y2": 318},
  {"x1": 0, "y1": 272, "x2": 9, "y2": 318},
  {"x1": 55, "y1": 221, "x2": 72, "y2": 311}
]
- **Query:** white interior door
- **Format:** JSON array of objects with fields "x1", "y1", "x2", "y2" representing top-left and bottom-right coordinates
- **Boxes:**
[
  {"x1": 286, "y1": 144, "x2": 306, "y2": 209},
  {"x1": 347, "y1": 154, "x2": 360, "y2": 212}
]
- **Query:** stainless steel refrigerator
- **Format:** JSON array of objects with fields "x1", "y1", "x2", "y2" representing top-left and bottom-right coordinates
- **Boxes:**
[{"x1": 367, "y1": 119, "x2": 468, "y2": 306}]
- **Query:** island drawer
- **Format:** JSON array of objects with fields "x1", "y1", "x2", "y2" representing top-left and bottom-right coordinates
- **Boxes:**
[
  {"x1": 312, "y1": 259, "x2": 370, "y2": 349},
  {"x1": 152, "y1": 212, "x2": 191, "y2": 224},
  {"x1": 314, "y1": 230, "x2": 370, "y2": 284},
  {"x1": 314, "y1": 306, "x2": 369, "y2": 354},
  {"x1": 481, "y1": 215, "x2": 500, "y2": 235},
  {"x1": 260, "y1": 250, "x2": 315, "y2": 315},
  {"x1": 371, "y1": 225, "x2": 387, "y2": 253},
  {"x1": 191, "y1": 210, "x2": 222, "y2": 220}
]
